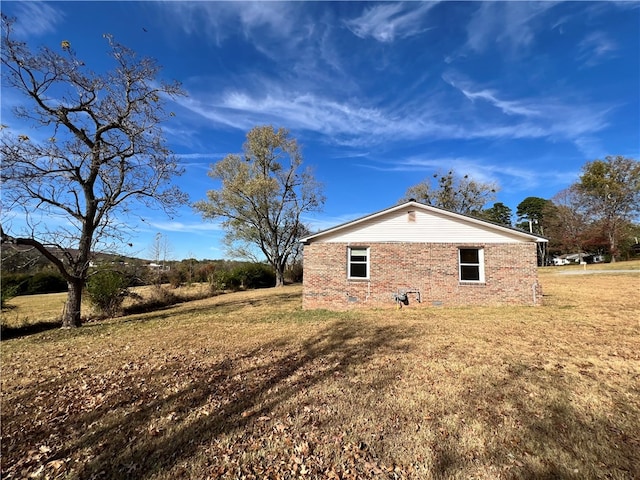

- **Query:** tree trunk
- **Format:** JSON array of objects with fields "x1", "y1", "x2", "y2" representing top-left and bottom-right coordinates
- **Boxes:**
[
  {"x1": 609, "y1": 229, "x2": 617, "y2": 263},
  {"x1": 62, "y1": 279, "x2": 83, "y2": 328},
  {"x1": 274, "y1": 267, "x2": 285, "y2": 288}
]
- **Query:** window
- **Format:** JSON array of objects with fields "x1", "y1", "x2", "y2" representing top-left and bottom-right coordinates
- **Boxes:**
[
  {"x1": 348, "y1": 247, "x2": 369, "y2": 279},
  {"x1": 459, "y1": 248, "x2": 484, "y2": 282}
]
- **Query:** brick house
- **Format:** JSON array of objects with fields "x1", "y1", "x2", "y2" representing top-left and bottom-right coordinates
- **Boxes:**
[{"x1": 300, "y1": 200, "x2": 547, "y2": 310}]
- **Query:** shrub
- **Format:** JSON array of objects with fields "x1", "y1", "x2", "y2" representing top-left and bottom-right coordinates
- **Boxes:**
[
  {"x1": 168, "y1": 268, "x2": 186, "y2": 289},
  {"x1": 1, "y1": 283, "x2": 18, "y2": 309},
  {"x1": 1, "y1": 272, "x2": 67, "y2": 296},
  {"x1": 28, "y1": 271, "x2": 68, "y2": 294},
  {"x1": 208, "y1": 263, "x2": 275, "y2": 293},
  {"x1": 123, "y1": 286, "x2": 187, "y2": 315},
  {"x1": 209, "y1": 270, "x2": 242, "y2": 293},
  {"x1": 1, "y1": 273, "x2": 30, "y2": 296},
  {"x1": 197, "y1": 263, "x2": 217, "y2": 284},
  {"x1": 85, "y1": 270, "x2": 130, "y2": 317},
  {"x1": 148, "y1": 285, "x2": 180, "y2": 305},
  {"x1": 236, "y1": 263, "x2": 276, "y2": 289}
]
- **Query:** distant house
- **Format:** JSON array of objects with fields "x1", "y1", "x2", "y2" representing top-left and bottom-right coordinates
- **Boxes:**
[
  {"x1": 148, "y1": 262, "x2": 170, "y2": 271},
  {"x1": 564, "y1": 253, "x2": 588, "y2": 264},
  {"x1": 552, "y1": 256, "x2": 570, "y2": 266},
  {"x1": 561, "y1": 253, "x2": 604, "y2": 264},
  {"x1": 300, "y1": 200, "x2": 547, "y2": 310}
]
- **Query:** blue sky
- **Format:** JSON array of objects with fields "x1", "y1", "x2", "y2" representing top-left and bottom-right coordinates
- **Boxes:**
[{"x1": 1, "y1": 1, "x2": 639, "y2": 261}]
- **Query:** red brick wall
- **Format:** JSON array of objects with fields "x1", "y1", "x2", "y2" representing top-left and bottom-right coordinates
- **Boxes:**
[{"x1": 302, "y1": 242, "x2": 543, "y2": 310}]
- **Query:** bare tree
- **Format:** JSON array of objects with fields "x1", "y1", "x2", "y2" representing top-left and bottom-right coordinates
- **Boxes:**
[
  {"x1": 403, "y1": 170, "x2": 498, "y2": 214},
  {"x1": 194, "y1": 126, "x2": 324, "y2": 287},
  {"x1": 149, "y1": 233, "x2": 173, "y2": 286},
  {"x1": 0, "y1": 17, "x2": 187, "y2": 327}
]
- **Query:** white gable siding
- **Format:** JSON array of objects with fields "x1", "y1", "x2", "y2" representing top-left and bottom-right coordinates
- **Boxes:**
[{"x1": 315, "y1": 208, "x2": 530, "y2": 244}]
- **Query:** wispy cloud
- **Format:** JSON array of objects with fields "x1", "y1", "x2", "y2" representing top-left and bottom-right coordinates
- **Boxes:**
[
  {"x1": 345, "y1": 2, "x2": 437, "y2": 43},
  {"x1": 456, "y1": 88, "x2": 542, "y2": 117},
  {"x1": 173, "y1": 87, "x2": 403, "y2": 144},
  {"x1": 238, "y1": 2, "x2": 298, "y2": 38},
  {"x1": 362, "y1": 156, "x2": 503, "y2": 183},
  {"x1": 443, "y1": 75, "x2": 611, "y2": 152},
  {"x1": 159, "y1": 2, "x2": 300, "y2": 47},
  {"x1": 360, "y1": 155, "x2": 575, "y2": 197},
  {"x1": 158, "y1": 1, "x2": 352, "y2": 93},
  {"x1": 146, "y1": 220, "x2": 223, "y2": 234},
  {"x1": 577, "y1": 32, "x2": 617, "y2": 67},
  {"x1": 175, "y1": 74, "x2": 612, "y2": 154},
  {"x1": 466, "y1": 2, "x2": 557, "y2": 54},
  {"x1": 161, "y1": 0, "x2": 616, "y2": 157},
  {"x1": 7, "y1": 1, "x2": 64, "y2": 38},
  {"x1": 175, "y1": 152, "x2": 225, "y2": 164},
  {"x1": 176, "y1": 84, "x2": 475, "y2": 148}
]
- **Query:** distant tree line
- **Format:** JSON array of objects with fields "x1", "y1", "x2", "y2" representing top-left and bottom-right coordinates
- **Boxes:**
[
  {"x1": 1, "y1": 247, "x2": 300, "y2": 298},
  {"x1": 404, "y1": 156, "x2": 640, "y2": 264}
]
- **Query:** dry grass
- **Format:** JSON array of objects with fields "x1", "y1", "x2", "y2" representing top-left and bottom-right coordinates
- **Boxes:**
[
  {"x1": 0, "y1": 283, "x2": 212, "y2": 331},
  {"x1": 1, "y1": 263, "x2": 639, "y2": 479},
  {"x1": 1, "y1": 292, "x2": 71, "y2": 327}
]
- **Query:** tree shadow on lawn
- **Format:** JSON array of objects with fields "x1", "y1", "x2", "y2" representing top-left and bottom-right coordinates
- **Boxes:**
[
  {"x1": 1, "y1": 320, "x2": 62, "y2": 340},
  {"x1": 14, "y1": 320, "x2": 410, "y2": 479},
  {"x1": 121, "y1": 286, "x2": 298, "y2": 317},
  {"x1": 1, "y1": 289, "x2": 300, "y2": 341},
  {"x1": 119, "y1": 289, "x2": 303, "y2": 325},
  {"x1": 430, "y1": 360, "x2": 640, "y2": 480},
  {"x1": 197, "y1": 288, "x2": 302, "y2": 312}
]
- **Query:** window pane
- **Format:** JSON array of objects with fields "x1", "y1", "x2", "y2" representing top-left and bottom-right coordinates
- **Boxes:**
[
  {"x1": 460, "y1": 249, "x2": 479, "y2": 263},
  {"x1": 460, "y1": 265, "x2": 480, "y2": 281},
  {"x1": 350, "y1": 263, "x2": 367, "y2": 278},
  {"x1": 350, "y1": 248, "x2": 368, "y2": 259}
]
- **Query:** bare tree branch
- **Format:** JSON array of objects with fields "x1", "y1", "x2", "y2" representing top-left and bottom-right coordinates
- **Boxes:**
[{"x1": 0, "y1": 16, "x2": 188, "y2": 326}]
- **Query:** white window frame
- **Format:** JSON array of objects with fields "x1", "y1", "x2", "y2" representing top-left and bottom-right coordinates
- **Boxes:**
[
  {"x1": 459, "y1": 247, "x2": 485, "y2": 283},
  {"x1": 348, "y1": 246, "x2": 370, "y2": 280}
]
